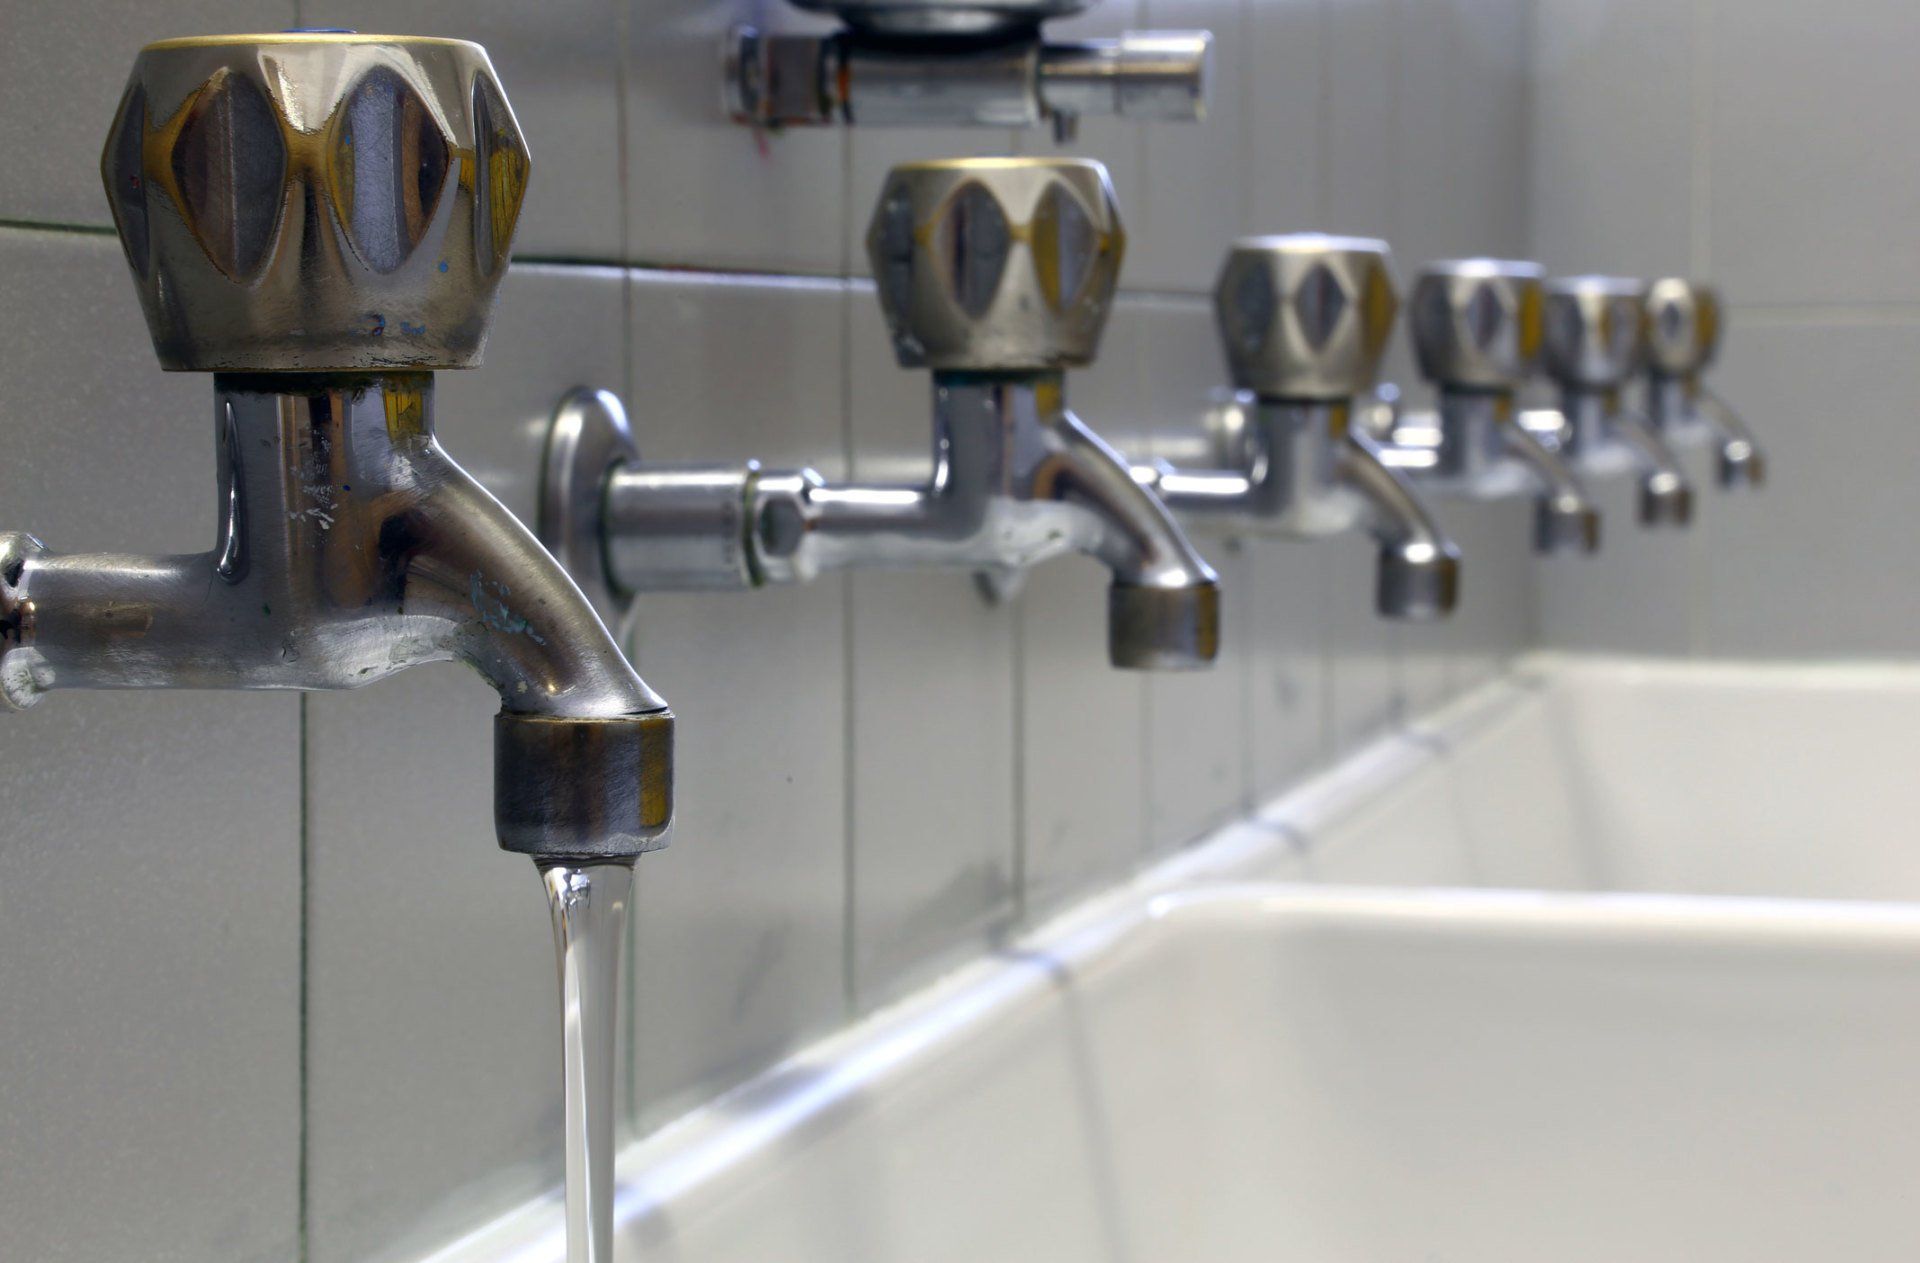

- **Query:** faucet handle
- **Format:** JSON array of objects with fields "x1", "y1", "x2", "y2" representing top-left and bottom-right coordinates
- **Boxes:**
[
  {"x1": 1643, "y1": 278, "x2": 1723, "y2": 380},
  {"x1": 1212, "y1": 234, "x2": 1398, "y2": 402},
  {"x1": 1540, "y1": 275, "x2": 1648, "y2": 393},
  {"x1": 1408, "y1": 258, "x2": 1545, "y2": 394},
  {"x1": 102, "y1": 33, "x2": 530, "y2": 372},
  {"x1": 866, "y1": 157, "x2": 1124, "y2": 371}
]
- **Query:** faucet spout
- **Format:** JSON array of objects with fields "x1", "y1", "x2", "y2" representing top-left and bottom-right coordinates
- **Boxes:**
[
  {"x1": 1698, "y1": 387, "x2": 1768, "y2": 489},
  {"x1": 1131, "y1": 398, "x2": 1455, "y2": 620},
  {"x1": 1038, "y1": 401, "x2": 1221, "y2": 668},
  {"x1": 1495, "y1": 416, "x2": 1602, "y2": 554},
  {"x1": 574, "y1": 374, "x2": 1219, "y2": 669},
  {"x1": 1560, "y1": 389, "x2": 1692, "y2": 528},
  {"x1": 0, "y1": 375, "x2": 673, "y2": 857},
  {"x1": 1335, "y1": 427, "x2": 1460, "y2": 619},
  {"x1": 1611, "y1": 407, "x2": 1695, "y2": 526}
]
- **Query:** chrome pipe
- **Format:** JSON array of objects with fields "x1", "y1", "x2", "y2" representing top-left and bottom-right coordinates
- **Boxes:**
[
  {"x1": 597, "y1": 374, "x2": 1220, "y2": 669},
  {"x1": 725, "y1": 24, "x2": 1211, "y2": 131}
]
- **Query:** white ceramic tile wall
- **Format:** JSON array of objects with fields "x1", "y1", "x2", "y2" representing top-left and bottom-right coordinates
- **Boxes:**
[
  {"x1": 1017, "y1": 300, "x2": 1152, "y2": 918},
  {"x1": 844, "y1": 296, "x2": 1022, "y2": 1005},
  {"x1": 622, "y1": 272, "x2": 853, "y2": 1124},
  {"x1": 0, "y1": 228, "x2": 303, "y2": 1263},
  {"x1": 1137, "y1": 297, "x2": 1254, "y2": 848},
  {"x1": 1527, "y1": 0, "x2": 1693, "y2": 279},
  {"x1": 1130, "y1": 0, "x2": 1253, "y2": 292},
  {"x1": 630, "y1": 1, "x2": 850, "y2": 274},
  {"x1": 0, "y1": 1, "x2": 1537, "y2": 1256},
  {"x1": 0, "y1": 1, "x2": 299, "y2": 228},
  {"x1": 1528, "y1": 0, "x2": 1920, "y2": 659}
]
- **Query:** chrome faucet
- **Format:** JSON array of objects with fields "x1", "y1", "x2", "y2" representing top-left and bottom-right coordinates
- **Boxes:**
[
  {"x1": 6, "y1": 32, "x2": 671, "y2": 853},
  {"x1": 725, "y1": 0, "x2": 1209, "y2": 140},
  {"x1": 1374, "y1": 258, "x2": 1603, "y2": 555},
  {"x1": 541, "y1": 157, "x2": 1221, "y2": 669},
  {"x1": 1534, "y1": 276, "x2": 1694, "y2": 527},
  {"x1": 11, "y1": 35, "x2": 673, "y2": 1259},
  {"x1": 1129, "y1": 234, "x2": 1459, "y2": 620},
  {"x1": 1643, "y1": 278, "x2": 1766, "y2": 488}
]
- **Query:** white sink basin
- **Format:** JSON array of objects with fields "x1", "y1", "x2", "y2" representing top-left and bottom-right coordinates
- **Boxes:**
[
  {"x1": 434, "y1": 656, "x2": 1920, "y2": 1263},
  {"x1": 1271, "y1": 655, "x2": 1920, "y2": 901},
  {"x1": 443, "y1": 883, "x2": 1920, "y2": 1263}
]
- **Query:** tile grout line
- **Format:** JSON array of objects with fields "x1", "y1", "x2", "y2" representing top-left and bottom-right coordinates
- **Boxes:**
[
  {"x1": 614, "y1": 0, "x2": 641, "y2": 1133},
  {"x1": 1009, "y1": 588, "x2": 1029, "y2": 928},
  {"x1": 838, "y1": 140, "x2": 860, "y2": 1021},
  {"x1": 1383, "y1": 0, "x2": 1405, "y2": 724},
  {"x1": 296, "y1": 692, "x2": 311, "y2": 1263},
  {"x1": 1731, "y1": 303, "x2": 1920, "y2": 324},
  {"x1": 1237, "y1": 550, "x2": 1256, "y2": 814},
  {"x1": 1689, "y1": 0, "x2": 1714, "y2": 281},
  {"x1": 1318, "y1": 534, "x2": 1335, "y2": 771},
  {"x1": 1236, "y1": 0, "x2": 1255, "y2": 238},
  {"x1": 1314, "y1": 0, "x2": 1332, "y2": 228},
  {"x1": 1688, "y1": 0, "x2": 1713, "y2": 658},
  {"x1": 0, "y1": 216, "x2": 1223, "y2": 305},
  {"x1": 0, "y1": 216, "x2": 114, "y2": 237},
  {"x1": 293, "y1": 16, "x2": 309, "y2": 1255}
]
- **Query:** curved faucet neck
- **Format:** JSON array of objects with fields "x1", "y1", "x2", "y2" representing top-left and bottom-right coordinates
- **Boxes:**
[
  {"x1": 1435, "y1": 387, "x2": 1515, "y2": 480},
  {"x1": 1558, "y1": 387, "x2": 1616, "y2": 456},
  {"x1": 2, "y1": 373, "x2": 673, "y2": 856},
  {"x1": 1646, "y1": 374, "x2": 1699, "y2": 431},
  {"x1": 207, "y1": 374, "x2": 662, "y2": 719}
]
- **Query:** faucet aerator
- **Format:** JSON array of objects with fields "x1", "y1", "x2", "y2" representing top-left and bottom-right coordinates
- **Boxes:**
[
  {"x1": 1721, "y1": 442, "x2": 1766, "y2": 490},
  {"x1": 1108, "y1": 579, "x2": 1221, "y2": 670},
  {"x1": 1377, "y1": 540, "x2": 1460, "y2": 621},
  {"x1": 1639, "y1": 478, "x2": 1695, "y2": 528},
  {"x1": 1535, "y1": 498, "x2": 1603, "y2": 556}
]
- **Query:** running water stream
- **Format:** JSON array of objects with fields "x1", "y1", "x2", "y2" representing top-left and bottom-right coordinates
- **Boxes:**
[{"x1": 539, "y1": 860, "x2": 636, "y2": 1263}]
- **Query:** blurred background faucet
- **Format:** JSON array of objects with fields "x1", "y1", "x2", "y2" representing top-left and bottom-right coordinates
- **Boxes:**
[
  {"x1": 1129, "y1": 234, "x2": 1459, "y2": 620},
  {"x1": 542, "y1": 157, "x2": 1220, "y2": 670},
  {"x1": 1643, "y1": 278, "x2": 1767, "y2": 489},
  {"x1": 1534, "y1": 275, "x2": 1694, "y2": 527},
  {"x1": 1372, "y1": 258, "x2": 1603, "y2": 556},
  {"x1": 726, "y1": 0, "x2": 1209, "y2": 140}
]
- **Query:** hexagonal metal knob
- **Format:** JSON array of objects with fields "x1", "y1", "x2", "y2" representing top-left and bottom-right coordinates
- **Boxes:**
[
  {"x1": 1408, "y1": 258, "x2": 1545, "y2": 393},
  {"x1": 1540, "y1": 275, "x2": 1648, "y2": 392},
  {"x1": 866, "y1": 157, "x2": 1124, "y2": 372},
  {"x1": 1212, "y1": 234, "x2": 1398, "y2": 402},
  {"x1": 1643, "y1": 277, "x2": 1723, "y2": 380},
  {"x1": 102, "y1": 33, "x2": 530, "y2": 372}
]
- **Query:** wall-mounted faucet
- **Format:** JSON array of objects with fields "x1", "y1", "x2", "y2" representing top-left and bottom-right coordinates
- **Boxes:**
[
  {"x1": 1643, "y1": 278, "x2": 1766, "y2": 489},
  {"x1": 1372, "y1": 259, "x2": 1603, "y2": 556},
  {"x1": 12, "y1": 30, "x2": 670, "y2": 848},
  {"x1": 725, "y1": 0, "x2": 1209, "y2": 140},
  {"x1": 5, "y1": 34, "x2": 670, "y2": 1259},
  {"x1": 1128, "y1": 235, "x2": 1459, "y2": 620},
  {"x1": 1535, "y1": 275, "x2": 1694, "y2": 527},
  {"x1": 542, "y1": 157, "x2": 1220, "y2": 669}
]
